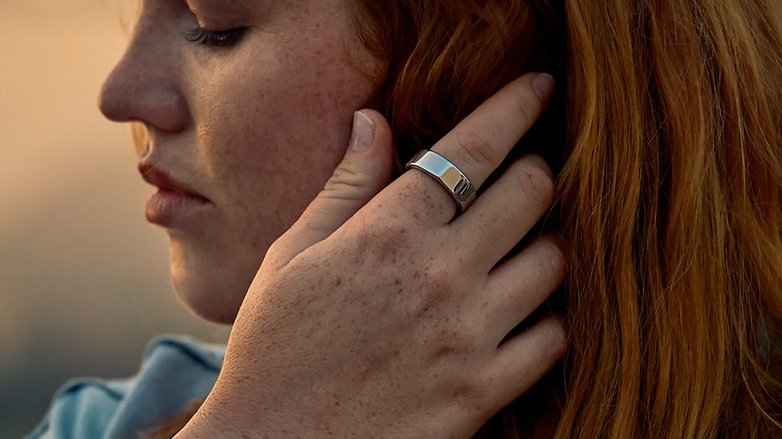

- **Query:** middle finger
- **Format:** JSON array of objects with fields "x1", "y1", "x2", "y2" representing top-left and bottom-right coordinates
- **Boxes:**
[{"x1": 391, "y1": 72, "x2": 555, "y2": 226}]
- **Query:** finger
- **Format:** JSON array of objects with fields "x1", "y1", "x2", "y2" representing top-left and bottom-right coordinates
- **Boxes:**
[
  {"x1": 482, "y1": 315, "x2": 566, "y2": 415},
  {"x1": 449, "y1": 154, "x2": 555, "y2": 273},
  {"x1": 272, "y1": 110, "x2": 395, "y2": 267},
  {"x1": 483, "y1": 235, "x2": 567, "y2": 344},
  {"x1": 392, "y1": 72, "x2": 555, "y2": 226}
]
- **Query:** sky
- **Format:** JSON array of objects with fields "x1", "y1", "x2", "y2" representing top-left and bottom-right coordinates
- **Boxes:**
[{"x1": 0, "y1": 1, "x2": 229, "y2": 436}]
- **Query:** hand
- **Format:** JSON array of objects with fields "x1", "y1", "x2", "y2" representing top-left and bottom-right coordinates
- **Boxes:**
[{"x1": 176, "y1": 72, "x2": 566, "y2": 439}]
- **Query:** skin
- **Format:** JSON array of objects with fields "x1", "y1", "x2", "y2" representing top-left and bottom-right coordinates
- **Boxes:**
[
  {"x1": 100, "y1": 0, "x2": 567, "y2": 436},
  {"x1": 100, "y1": 0, "x2": 384, "y2": 323},
  {"x1": 176, "y1": 76, "x2": 566, "y2": 438}
]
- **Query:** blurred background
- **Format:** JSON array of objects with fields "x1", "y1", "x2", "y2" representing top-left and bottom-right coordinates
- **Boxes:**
[{"x1": 0, "y1": 1, "x2": 230, "y2": 436}]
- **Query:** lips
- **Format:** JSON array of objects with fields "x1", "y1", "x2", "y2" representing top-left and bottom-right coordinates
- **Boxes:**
[
  {"x1": 138, "y1": 162, "x2": 210, "y2": 201},
  {"x1": 138, "y1": 162, "x2": 212, "y2": 227}
]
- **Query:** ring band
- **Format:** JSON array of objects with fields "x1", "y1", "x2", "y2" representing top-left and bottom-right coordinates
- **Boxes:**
[{"x1": 405, "y1": 150, "x2": 477, "y2": 213}]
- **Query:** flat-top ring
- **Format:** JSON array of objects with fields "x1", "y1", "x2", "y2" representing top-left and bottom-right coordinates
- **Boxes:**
[{"x1": 405, "y1": 149, "x2": 477, "y2": 213}]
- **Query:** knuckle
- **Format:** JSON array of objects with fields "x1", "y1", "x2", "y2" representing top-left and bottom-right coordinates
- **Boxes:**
[
  {"x1": 266, "y1": 236, "x2": 283, "y2": 257},
  {"x1": 452, "y1": 371, "x2": 494, "y2": 412},
  {"x1": 322, "y1": 166, "x2": 366, "y2": 200},
  {"x1": 543, "y1": 319, "x2": 568, "y2": 361},
  {"x1": 539, "y1": 238, "x2": 568, "y2": 279},
  {"x1": 523, "y1": 317, "x2": 568, "y2": 370},
  {"x1": 356, "y1": 219, "x2": 411, "y2": 261},
  {"x1": 455, "y1": 128, "x2": 498, "y2": 168},
  {"x1": 511, "y1": 87, "x2": 542, "y2": 124},
  {"x1": 264, "y1": 236, "x2": 293, "y2": 268},
  {"x1": 411, "y1": 265, "x2": 453, "y2": 314},
  {"x1": 513, "y1": 160, "x2": 555, "y2": 208},
  {"x1": 430, "y1": 329, "x2": 466, "y2": 360}
]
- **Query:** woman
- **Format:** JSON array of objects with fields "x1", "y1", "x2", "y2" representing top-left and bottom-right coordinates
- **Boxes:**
[{"x1": 30, "y1": 0, "x2": 782, "y2": 438}]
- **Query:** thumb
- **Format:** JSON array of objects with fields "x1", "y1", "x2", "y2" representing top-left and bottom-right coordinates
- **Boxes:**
[{"x1": 271, "y1": 109, "x2": 395, "y2": 267}]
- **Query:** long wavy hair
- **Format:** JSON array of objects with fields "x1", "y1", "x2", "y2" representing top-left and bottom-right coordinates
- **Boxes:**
[{"x1": 148, "y1": 0, "x2": 782, "y2": 437}]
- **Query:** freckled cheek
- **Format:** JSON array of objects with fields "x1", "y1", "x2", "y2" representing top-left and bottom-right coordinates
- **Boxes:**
[
  {"x1": 191, "y1": 43, "x2": 375, "y2": 209},
  {"x1": 192, "y1": 76, "x2": 343, "y2": 213}
]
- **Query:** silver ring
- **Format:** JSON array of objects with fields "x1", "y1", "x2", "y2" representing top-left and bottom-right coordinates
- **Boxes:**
[{"x1": 405, "y1": 150, "x2": 477, "y2": 213}]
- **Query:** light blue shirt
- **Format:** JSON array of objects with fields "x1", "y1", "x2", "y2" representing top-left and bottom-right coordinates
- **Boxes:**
[{"x1": 25, "y1": 335, "x2": 225, "y2": 439}]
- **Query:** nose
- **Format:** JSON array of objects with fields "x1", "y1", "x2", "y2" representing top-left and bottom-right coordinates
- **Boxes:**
[{"x1": 98, "y1": 23, "x2": 190, "y2": 132}]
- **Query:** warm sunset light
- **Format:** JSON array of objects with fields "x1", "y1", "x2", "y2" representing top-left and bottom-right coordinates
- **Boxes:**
[
  {"x1": 0, "y1": 2, "x2": 227, "y2": 436},
  {"x1": 6, "y1": 1, "x2": 781, "y2": 437}
]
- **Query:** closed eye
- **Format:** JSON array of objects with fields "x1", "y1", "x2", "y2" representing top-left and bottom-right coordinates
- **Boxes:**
[{"x1": 183, "y1": 26, "x2": 248, "y2": 48}]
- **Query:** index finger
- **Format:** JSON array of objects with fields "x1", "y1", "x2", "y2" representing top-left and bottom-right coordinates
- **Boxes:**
[{"x1": 394, "y1": 72, "x2": 555, "y2": 225}]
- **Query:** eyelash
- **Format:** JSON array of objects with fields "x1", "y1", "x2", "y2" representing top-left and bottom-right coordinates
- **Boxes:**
[{"x1": 183, "y1": 27, "x2": 247, "y2": 48}]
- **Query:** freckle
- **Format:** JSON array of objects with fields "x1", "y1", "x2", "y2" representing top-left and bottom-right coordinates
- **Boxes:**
[
  {"x1": 336, "y1": 277, "x2": 342, "y2": 287},
  {"x1": 413, "y1": 271, "x2": 420, "y2": 279},
  {"x1": 394, "y1": 278, "x2": 401, "y2": 285}
]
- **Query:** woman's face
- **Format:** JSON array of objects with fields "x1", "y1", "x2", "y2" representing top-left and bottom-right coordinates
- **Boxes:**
[{"x1": 99, "y1": 0, "x2": 385, "y2": 323}]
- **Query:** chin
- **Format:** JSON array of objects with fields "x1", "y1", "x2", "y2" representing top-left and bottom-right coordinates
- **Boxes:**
[{"x1": 168, "y1": 239, "x2": 260, "y2": 325}]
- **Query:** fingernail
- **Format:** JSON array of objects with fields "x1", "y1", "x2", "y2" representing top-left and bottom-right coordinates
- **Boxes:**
[
  {"x1": 532, "y1": 73, "x2": 555, "y2": 101},
  {"x1": 350, "y1": 110, "x2": 375, "y2": 152}
]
